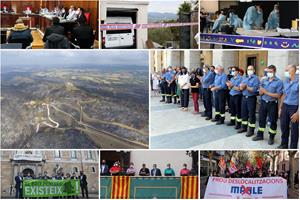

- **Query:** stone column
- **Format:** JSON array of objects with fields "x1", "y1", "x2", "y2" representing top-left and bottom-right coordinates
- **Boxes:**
[
  {"x1": 212, "y1": 50, "x2": 239, "y2": 73},
  {"x1": 184, "y1": 50, "x2": 201, "y2": 71}
]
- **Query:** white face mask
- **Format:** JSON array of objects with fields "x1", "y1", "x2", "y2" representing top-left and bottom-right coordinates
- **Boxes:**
[
  {"x1": 296, "y1": 70, "x2": 299, "y2": 75},
  {"x1": 75, "y1": 10, "x2": 80, "y2": 15},
  {"x1": 214, "y1": 69, "x2": 218, "y2": 74},
  {"x1": 203, "y1": 69, "x2": 206, "y2": 73},
  {"x1": 267, "y1": 72, "x2": 274, "y2": 78},
  {"x1": 284, "y1": 71, "x2": 290, "y2": 78},
  {"x1": 247, "y1": 70, "x2": 254, "y2": 76}
]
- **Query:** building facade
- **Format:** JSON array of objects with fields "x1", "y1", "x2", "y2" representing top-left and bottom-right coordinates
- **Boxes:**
[{"x1": 0, "y1": 150, "x2": 99, "y2": 198}]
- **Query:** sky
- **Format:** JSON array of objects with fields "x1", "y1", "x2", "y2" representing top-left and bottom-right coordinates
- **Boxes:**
[
  {"x1": 148, "y1": 0, "x2": 188, "y2": 13},
  {"x1": 1, "y1": 50, "x2": 148, "y2": 69}
]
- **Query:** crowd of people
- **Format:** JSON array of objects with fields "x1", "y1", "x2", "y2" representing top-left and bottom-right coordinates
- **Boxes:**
[
  {"x1": 200, "y1": 3, "x2": 279, "y2": 33},
  {"x1": 14, "y1": 170, "x2": 88, "y2": 199},
  {"x1": 5, "y1": 4, "x2": 94, "y2": 49},
  {"x1": 151, "y1": 64, "x2": 299, "y2": 149},
  {"x1": 100, "y1": 160, "x2": 197, "y2": 177}
]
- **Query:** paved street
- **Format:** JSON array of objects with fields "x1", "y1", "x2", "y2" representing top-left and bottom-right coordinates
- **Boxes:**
[{"x1": 150, "y1": 95, "x2": 282, "y2": 149}]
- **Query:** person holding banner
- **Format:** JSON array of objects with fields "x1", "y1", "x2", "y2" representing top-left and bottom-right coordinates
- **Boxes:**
[{"x1": 14, "y1": 172, "x2": 23, "y2": 199}]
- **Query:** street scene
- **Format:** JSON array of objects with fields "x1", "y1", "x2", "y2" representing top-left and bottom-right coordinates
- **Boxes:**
[
  {"x1": 100, "y1": 150, "x2": 199, "y2": 199},
  {"x1": 0, "y1": 150, "x2": 99, "y2": 199},
  {"x1": 150, "y1": 50, "x2": 299, "y2": 149},
  {"x1": 100, "y1": 0, "x2": 199, "y2": 49},
  {"x1": 200, "y1": 150, "x2": 299, "y2": 199}
]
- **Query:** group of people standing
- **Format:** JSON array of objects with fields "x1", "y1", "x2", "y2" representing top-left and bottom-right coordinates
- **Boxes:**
[
  {"x1": 100, "y1": 160, "x2": 197, "y2": 177},
  {"x1": 14, "y1": 171, "x2": 88, "y2": 199},
  {"x1": 152, "y1": 64, "x2": 299, "y2": 149}
]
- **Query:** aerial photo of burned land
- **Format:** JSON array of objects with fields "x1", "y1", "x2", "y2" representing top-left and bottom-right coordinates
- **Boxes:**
[{"x1": 1, "y1": 51, "x2": 149, "y2": 149}]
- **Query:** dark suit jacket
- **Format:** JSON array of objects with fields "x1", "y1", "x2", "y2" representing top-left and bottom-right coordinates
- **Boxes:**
[
  {"x1": 72, "y1": 24, "x2": 94, "y2": 49},
  {"x1": 76, "y1": 14, "x2": 87, "y2": 24},
  {"x1": 43, "y1": 25, "x2": 65, "y2": 42},
  {"x1": 100, "y1": 164, "x2": 109, "y2": 175},
  {"x1": 80, "y1": 174, "x2": 88, "y2": 186},
  {"x1": 15, "y1": 176, "x2": 22, "y2": 189},
  {"x1": 151, "y1": 168, "x2": 162, "y2": 176}
]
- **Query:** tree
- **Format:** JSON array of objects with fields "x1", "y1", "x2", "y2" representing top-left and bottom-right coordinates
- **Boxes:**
[
  {"x1": 177, "y1": 1, "x2": 191, "y2": 15},
  {"x1": 288, "y1": 151, "x2": 297, "y2": 190}
]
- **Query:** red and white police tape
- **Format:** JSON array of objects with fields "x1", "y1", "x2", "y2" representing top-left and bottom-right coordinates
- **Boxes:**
[{"x1": 100, "y1": 22, "x2": 198, "y2": 30}]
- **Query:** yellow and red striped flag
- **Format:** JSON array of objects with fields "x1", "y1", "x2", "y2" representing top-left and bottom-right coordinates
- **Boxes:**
[
  {"x1": 180, "y1": 176, "x2": 199, "y2": 199},
  {"x1": 111, "y1": 176, "x2": 130, "y2": 199}
]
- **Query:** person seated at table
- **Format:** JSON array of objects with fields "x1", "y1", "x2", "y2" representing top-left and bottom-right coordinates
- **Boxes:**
[
  {"x1": 212, "y1": 10, "x2": 226, "y2": 33},
  {"x1": 75, "y1": 7, "x2": 87, "y2": 24},
  {"x1": 7, "y1": 19, "x2": 33, "y2": 49},
  {"x1": 164, "y1": 163, "x2": 175, "y2": 176},
  {"x1": 139, "y1": 164, "x2": 150, "y2": 176},
  {"x1": 72, "y1": 18, "x2": 94, "y2": 48},
  {"x1": 43, "y1": 17, "x2": 65, "y2": 42},
  {"x1": 265, "y1": 4, "x2": 279, "y2": 30},
  {"x1": 66, "y1": 5, "x2": 76, "y2": 21},
  {"x1": 23, "y1": 6, "x2": 32, "y2": 15},
  {"x1": 179, "y1": 163, "x2": 190, "y2": 176},
  {"x1": 1, "y1": 5, "x2": 9, "y2": 13},
  {"x1": 39, "y1": 6, "x2": 48, "y2": 14}
]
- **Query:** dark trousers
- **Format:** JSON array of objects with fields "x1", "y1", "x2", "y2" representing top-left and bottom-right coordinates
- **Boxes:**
[
  {"x1": 280, "y1": 104, "x2": 299, "y2": 148},
  {"x1": 15, "y1": 187, "x2": 22, "y2": 199},
  {"x1": 214, "y1": 90, "x2": 226, "y2": 121},
  {"x1": 166, "y1": 83, "x2": 171, "y2": 102},
  {"x1": 160, "y1": 82, "x2": 166, "y2": 101},
  {"x1": 230, "y1": 95, "x2": 242, "y2": 122},
  {"x1": 170, "y1": 82, "x2": 176, "y2": 102},
  {"x1": 241, "y1": 96, "x2": 257, "y2": 130},
  {"x1": 258, "y1": 100, "x2": 278, "y2": 136},
  {"x1": 203, "y1": 88, "x2": 212, "y2": 118},
  {"x1": 181, "y1": 89, "x2": 189, "y2": 108},
  {"x1": 226, "y1": 89, "x2": 231, "y2": 110},
  {"x1": 192, "y1": 92, "x2": 199, "y2": 112},
  {"x1": 81, "y1": 185, "x2": 88, "y2": 198}
]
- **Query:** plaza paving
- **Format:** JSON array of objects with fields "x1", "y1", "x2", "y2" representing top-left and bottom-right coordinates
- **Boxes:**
[{"x1": 150, "y1": 95, "x2": 282, "y2": 149}]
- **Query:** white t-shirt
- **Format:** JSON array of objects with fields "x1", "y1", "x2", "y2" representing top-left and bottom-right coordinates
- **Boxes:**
[{"x1": 178, "y1": 74, "x2": 190, "y2": 89}]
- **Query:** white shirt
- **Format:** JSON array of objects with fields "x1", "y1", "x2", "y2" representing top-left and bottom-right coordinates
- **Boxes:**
[
  {"x1": 178, "y1": 74, "x2": 190, "y2": 89},
  {"x1": 67, "y1": 10, "x2": 76, "y2": 20}
]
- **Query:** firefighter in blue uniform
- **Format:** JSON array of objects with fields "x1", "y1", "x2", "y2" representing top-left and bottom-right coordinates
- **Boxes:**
[
  {"x1": 165, "y1": 67, "x2": 175, "y2": 103},
  {"x1": 252, "y1": 65, "x2": 283, "y2": 145},
  {"x1": 159, "y1": 68, "x2": 167, "y2": 102},
  {"x1": 210, "y1": 65, "x2": 227, "y2": 125},
  {"x1": 278, "y1": 64, "x2": 299, "y2": 149},
  {"x1": 226, "y1": 66, "x2": 243, "y2": 129},
  {"x1": 238, "y1": 65, "x2": 260, "y2": 136},
  {"x1": 202, "y1": 65, "x2": 216, "y2": 120}
]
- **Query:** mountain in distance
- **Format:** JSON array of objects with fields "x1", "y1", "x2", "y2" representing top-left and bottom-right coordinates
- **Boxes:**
[{"x1": 148, "y1": 12, "x2": 178, "y2": 23}]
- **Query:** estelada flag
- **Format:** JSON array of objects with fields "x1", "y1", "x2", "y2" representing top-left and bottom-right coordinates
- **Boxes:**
[
  {"x1": 228, "y1": 160, "x2": 238, "y2": 174},
  {"x1": 111, "y1": 176, "x2": 130, "y2": 199},
  {"x1": 256, "y1": 157, "x2": 263, "y2": 169},
  {"x1": 218, "y1": 156, "x2": 226, "y2": 171},
  {"x1": 245, "y1": 160, "x2": 252, "y2": 171},
  {"x1": 180, "y1": 176, "x2": 199, "y2": 199}
]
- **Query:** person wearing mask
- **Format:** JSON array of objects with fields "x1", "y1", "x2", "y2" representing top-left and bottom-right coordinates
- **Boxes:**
[
  {"x1": 15, "y1": 172, "x2": 23, "y2": 199},
  {"x1": 238, "y1": 65, "x2": 260, "y2": 136},
  {"x1": 243, "y1": 4, "x2": 263, "y2": 30},
  {"x1": 278, "y1": 65, "x2": 299, "y2": 149},
  {"x1": 43, "y1": 17, "x2": 65, "y2": 42},
  {"x1": 178, "y1": 67, "x2": 190, "y2": 111},
  {"x1": 226, "y1": 66, "x2": 243, "y2": 129},
  {"x1": 139, "y1": 164, "x2": 150, "y2": 176},
  {"x1": 126, "y1": 162, "x2": 136, "y2": 176},
  {"x1": 210, "y1": 65, "x2": 227, "y2": 125},
  {"x1": 66, "y1": 5, "x2": 76, "y2": 21},
  {"x1": 265, "y1": 4, "x2": 280, "y2": 30},
  {"x1": 8, "y1": 19, "x2": 33, "y2": 49},
  {"x1": 164, "y1": 164, "x2": 175, "y2": 176},
  {"x1": 43, "y1": 171, "x2": 50, "y2": 179},
  {"x1": 180, "y1": 163, "x2": 190, "y2": 176},
  {"x1": 212, "y1": 10, "x2": 226, "y2": 33},
  {"x1": 151, "y1": 164, "x2": 162, "y2": 176},
  {"x1": 100, "y1": 160, "x2": 109, "y2": 176},
  {"x1": 190, "y1": 71, "x2": 200, "y2": 113},
  {"x1": 160, "y1": 69, "x2": 167, "y2": 102},
  {"x1": 165, "y1": 66, "x2": 176, "y2": 104},
  {"x1": 202, "y1": 65, "x2": 216, "y2": 120},
  {"x1": 253, "y1": 65, "x2": 283, "y2": 145},
  {"x1": 110, "y1": 161, "x2": 122, "y2": 176},
  {"x1": 200, "y1": 7, "x2": 208, "y2": 33},
  {"x1": 228, "y1": 10, "x2": 243, "y2": 31},
  {"x1": 79, "y1": 171, "x2": 88, "y2": 198}
]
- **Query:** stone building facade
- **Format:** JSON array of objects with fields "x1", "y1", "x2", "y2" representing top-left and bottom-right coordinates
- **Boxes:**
[{"x1": 0, "y1": 150, "x2": 99, "y2": 198}]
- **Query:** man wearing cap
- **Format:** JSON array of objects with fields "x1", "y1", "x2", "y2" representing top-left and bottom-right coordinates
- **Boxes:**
[{"x1": 252, "y1": 65, "x2": 283, "y2": 145}]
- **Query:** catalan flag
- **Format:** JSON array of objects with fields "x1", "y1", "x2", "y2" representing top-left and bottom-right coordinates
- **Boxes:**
[
  {"x1": 180, "y1": 176, "x2": 198, "y2": 199},
  {"x1": 111, "y1": 176, "x2": 130, "y2": 199}
]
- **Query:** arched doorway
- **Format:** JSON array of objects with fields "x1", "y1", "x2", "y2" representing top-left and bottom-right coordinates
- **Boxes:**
[{"x1": 22, "y1": 168, "x2": 34, "y2": 177}]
